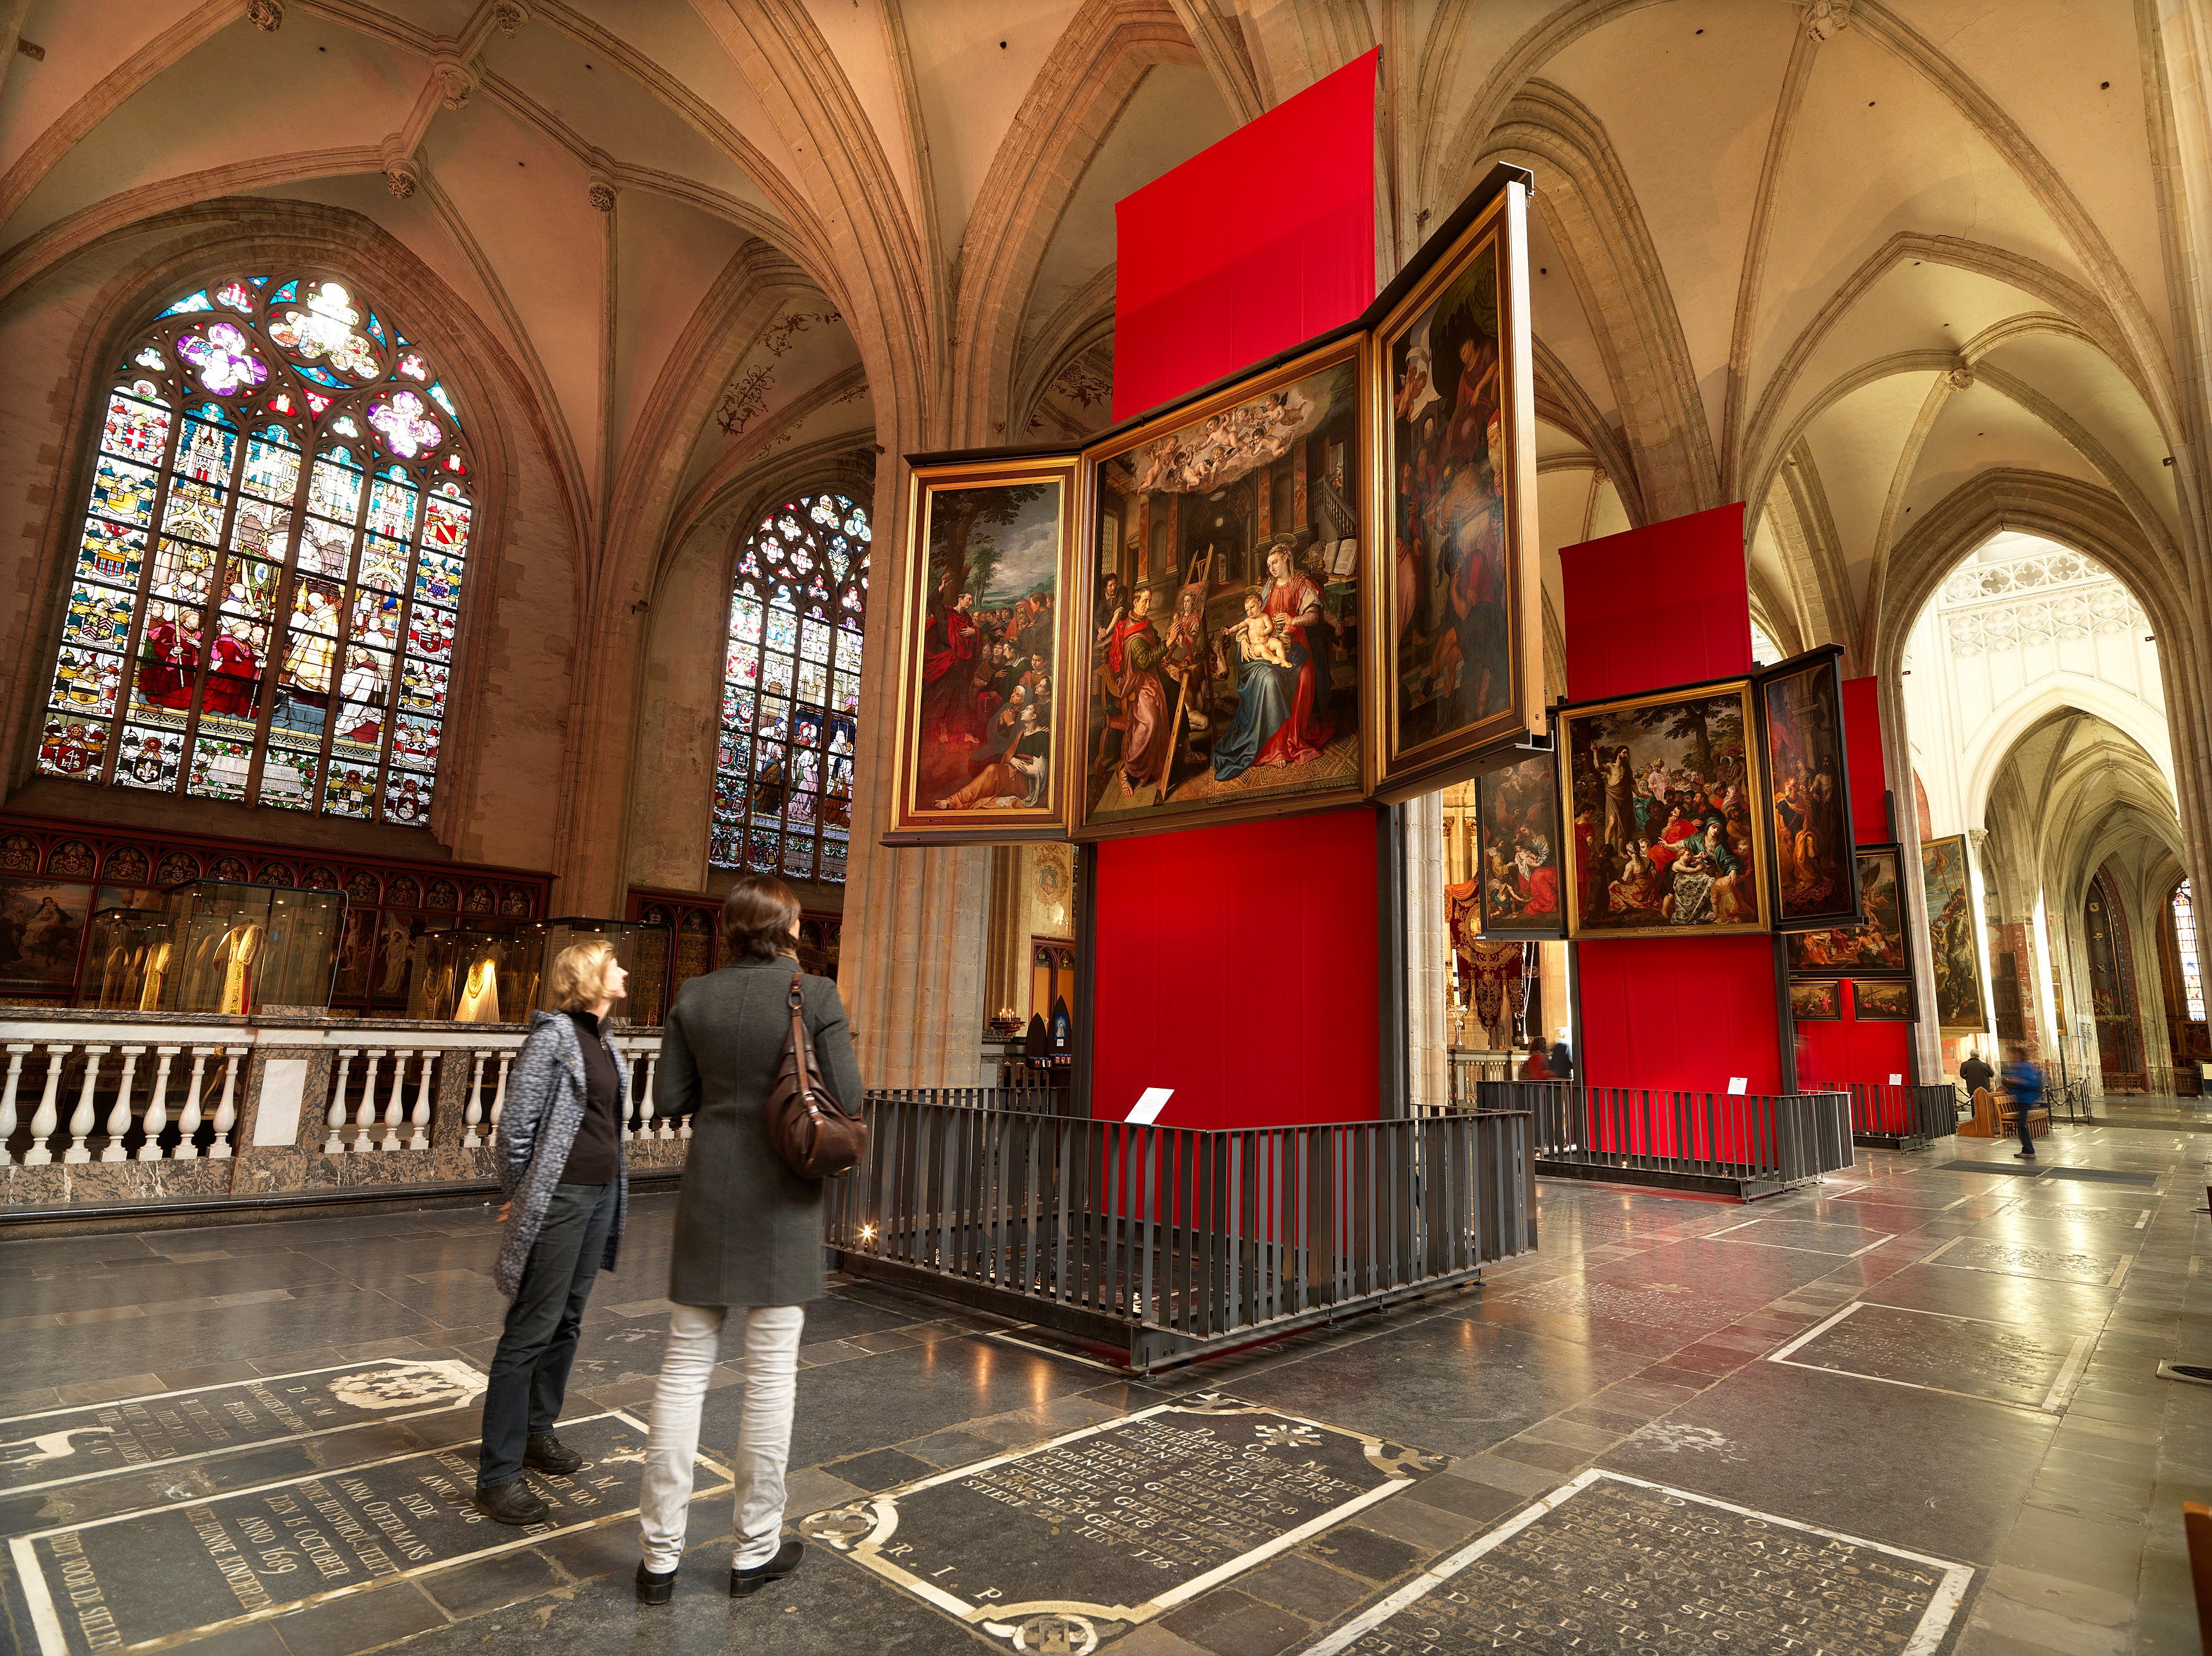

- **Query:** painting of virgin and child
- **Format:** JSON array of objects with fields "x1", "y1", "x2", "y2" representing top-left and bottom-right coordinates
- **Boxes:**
[
  {"x1": 1560, "y1": 684, "x2": 1770, "y2": 938},
  {"x1": 888, "y1": 455, "x2": 1077, "y2": 842},
  {"x1": 1078, "y1": 339, "x2": 1366, "y2": 836},
  {"x1": 1476, "y1": 750, "x2": 1564, "y2": 938}
]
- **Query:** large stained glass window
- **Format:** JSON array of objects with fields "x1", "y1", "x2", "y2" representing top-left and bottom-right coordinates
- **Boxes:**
[
  {"x1": 39, "y1": 275, "x2": 475, "y2": 826},
  {"x1": 711, "y1": 493, "x2": 868, "y2": 883},
  {"x1": 2175, "y1": 880, "x2": 2204, "y2": 1020}
]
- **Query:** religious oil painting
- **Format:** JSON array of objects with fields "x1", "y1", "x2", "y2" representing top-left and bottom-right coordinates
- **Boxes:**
[
  {"x1": 889, "y1": 449, "x2": 1079, "y2": 840},
  {"x1": 1789, "y1": 979, "x2": 1842, "y2": 1021},
  {"x1": 1076, "y1": 335, "x2": 1367, "y2": 838},
  {"x1": 1787, "y1": 845, "x2": 1907, "y2": 977},
  {"x1": 1475, "y1": 749, "x2": 1564, "y2": 939},
  {"x1": 1371, "y1": 178, "x2": 1541, "y2": 797},
  {"x1": 1921, "y1": 832, "x2": 1990, "y2": 1032},
  {"x1": 1559, "y1": 682, "x2": 1770, "y2": 940},
  {"x1": 0, "y1": 878, "x2": 92, "y2": 998},
  {"x1": 1759, "y1": 649, "x2": 1857, "y2": 928},
  {"x1": 887, "y1": 452, "x2": 1079, "y2": 844},
  {"x1": 1852, "y1": 979, "x2": 1915, "y2": 1021}
]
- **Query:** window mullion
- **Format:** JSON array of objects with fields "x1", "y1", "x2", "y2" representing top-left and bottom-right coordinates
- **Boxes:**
[{"x1": 99, "y1": 363, "x2": 190, "y2": 789}]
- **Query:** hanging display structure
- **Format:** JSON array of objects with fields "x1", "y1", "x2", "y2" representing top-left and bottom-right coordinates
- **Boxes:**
[
  {"x1": 1754, "y1": 646, "x2": 1861, "y2": 930},
  {"x1": 884, "y1": 450, "x2": 1081, "y2": 843},
  {"x1": 1787, "y1": 843, "x2": 1908, "y2": 977},
  {"x1": 1920, "y1": 831, "x2": 1990, "y2": 1034},
  {"x1": 1473, "y1": 746, "x2": 1565, "y2": 940}
]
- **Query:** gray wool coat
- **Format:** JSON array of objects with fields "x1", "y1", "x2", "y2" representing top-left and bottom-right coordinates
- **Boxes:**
[
  {"x1": 653, "y1": 956, "x2": 863, "y2": 1307},
  {"x1": 493, "y1": 1010, "x2": 628, "y2": 1298}
]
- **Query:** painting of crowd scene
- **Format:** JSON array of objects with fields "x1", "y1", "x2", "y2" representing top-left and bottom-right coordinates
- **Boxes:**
[
  {"x1": 1852, "y1": 979, "x2": 1914, "y2": 1020},
  {"x1": 894, "y1": 467, "x2": 1069, "y2": 838},
  {"x1": 1787, "y1": 846, "x2": 1907, "y2": 976},
  {"x1": 1759, "y1": 655, "x2": 1856, "y2": 926},
  {"x1": 1380, "y1": 207, "x2": 1525, "y2": 774},
  {"x1": 1921, "y1": 833, "x2": 1989, "y2": 1032},
  {"x1": 1476, "y1": 750, "x2": 1564, "y2": 938},
  {"x1": 1560, "y1": 684, "x2": 1770, "y2": 938},
  {"x1": 1079, "y1": 343, "x2": 1364, "y2": 834}
]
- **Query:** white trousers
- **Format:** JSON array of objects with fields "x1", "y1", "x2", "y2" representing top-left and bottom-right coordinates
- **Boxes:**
[{"x1": 638, "y1": 1302, "x2": 805, "y2": 1570}]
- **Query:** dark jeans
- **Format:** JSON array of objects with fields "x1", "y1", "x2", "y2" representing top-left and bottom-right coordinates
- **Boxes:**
[
  {"x1": 2016, "y1": 1096, "x2": 2039, "y2": 1153},
  {"x1": 478, "y1": 1181, "x2": 616, "y2": 1489}
]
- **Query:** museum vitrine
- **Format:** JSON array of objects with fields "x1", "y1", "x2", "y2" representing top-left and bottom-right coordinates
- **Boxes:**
[{"x1": 156, "y1": 880, "x2": 344, "y2": 1013}]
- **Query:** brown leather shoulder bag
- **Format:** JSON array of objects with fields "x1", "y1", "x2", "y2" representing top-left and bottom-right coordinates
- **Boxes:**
[{"x1": 766, "y1": 972, "x2": 868, "y2": 1178}]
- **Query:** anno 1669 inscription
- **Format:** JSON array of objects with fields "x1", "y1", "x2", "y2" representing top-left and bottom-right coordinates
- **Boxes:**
[{"x1": 801, "y1": 1394, "x2": 1435, "y2": 1652}]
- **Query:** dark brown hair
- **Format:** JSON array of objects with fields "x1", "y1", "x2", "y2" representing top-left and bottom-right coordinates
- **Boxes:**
[{"x1": 722, "y1": 873, "x2": 802, "y2": 964}]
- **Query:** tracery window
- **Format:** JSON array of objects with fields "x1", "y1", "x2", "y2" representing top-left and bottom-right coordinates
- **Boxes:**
[
  {"x1": 2175, "y1": 880, "x2": 2204, "y2": 1020},
  {"x1": 40, "y1": 274, "x2": 475, "y2": 827},
  {"x1": 1749, "y1": 617, "x2": 1782, "y2": 665},
  {"x1": 711, "y1": 493, "x2": 868, "y2": 883}
]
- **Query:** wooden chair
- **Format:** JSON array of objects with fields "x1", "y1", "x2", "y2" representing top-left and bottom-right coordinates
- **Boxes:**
[{"x1": 2184, "y1": 1502, "x2": 2212, "y2": 1654}]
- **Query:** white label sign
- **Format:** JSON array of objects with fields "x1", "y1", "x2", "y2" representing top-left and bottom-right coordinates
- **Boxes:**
[
  {"x1": 253, "y1": 1056, "x2": 309, "y2": 1146},
  {"x1": 1726, "y1": 1077, "x2": 1748, "y2": 1096},
  {"x1": 1889, "y1": 1073, "x2": 1904, "y2": 1086},
  {"x1": 1126, "y1": 1087, "x2": 1174, "y2": 1125}
]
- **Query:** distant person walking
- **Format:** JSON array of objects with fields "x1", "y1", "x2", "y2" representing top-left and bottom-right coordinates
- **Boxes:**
[
  {"x1": 636, "y1": 873, "x2": 863, "y2": 1605},
  {"x1": 2001, "y1": 1041, "x2": 2042, "y2": 1159},
  {"x1": 477, "y1": 938, "x2": 632, "y2": 1524},
  {"x1": 1959, "y1": 1048, "x2": 1995, "y2": 1099},
  {"x1": 1521, "y1": 1037, "x2": 1550, "y2": 1080},
  {"x1": 1548, "y1": 1029, "x2": 1574, "y2": 1082}
]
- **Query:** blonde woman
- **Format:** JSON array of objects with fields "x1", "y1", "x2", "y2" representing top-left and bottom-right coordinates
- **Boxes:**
[{"x1": 476, "y1": 937, "x2": 631, "y2": 1525}]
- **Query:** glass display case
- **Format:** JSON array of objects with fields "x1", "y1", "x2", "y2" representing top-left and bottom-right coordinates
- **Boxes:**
[
  {"x1": 408, "y1": 927, "x2": 526, "y2": 1023},
  {"x1": 509, "y1": 918, "x2": 667, "y2": 1027},
  {"x1": 85, "y1": 907, "x2": 178, "y2": 1010},
  {"x1": 158, "y1": 881, "x2": 346, "y2": 1015}
]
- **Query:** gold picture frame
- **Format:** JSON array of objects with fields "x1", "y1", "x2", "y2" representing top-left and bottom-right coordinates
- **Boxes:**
[
  {"x1": 1366, "y1": 178, "x2": 1544, "y2": 800},
  {"x1": 884, "y1": 450, "x2": 1081, "y2": 844},
  {"x1": 1920, "y1": 831, "x2": 1990, "y2": 1034},
  {"x1": 1069, "y1": 333, "x2": 1371, "y2": 840}
]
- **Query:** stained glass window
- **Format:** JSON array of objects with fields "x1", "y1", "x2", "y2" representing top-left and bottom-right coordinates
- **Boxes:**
[
  {"x1": 2175, "y1": 880, "x2": 2204, "y2": 1020},
  {"x1": 1749, "y1": 617, "x2": 1782, "y2": 666},
  {"x1": 39, "y1": 275, "x2": 473, "y2": 826},
  {"x1": 711, "y1": 493, "x2": 869, "y2": 883}
]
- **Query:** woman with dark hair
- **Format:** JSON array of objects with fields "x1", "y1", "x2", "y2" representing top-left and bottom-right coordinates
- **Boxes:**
[{"x1": 635, "y1": 872, "x2": 863, "y2": 1605}]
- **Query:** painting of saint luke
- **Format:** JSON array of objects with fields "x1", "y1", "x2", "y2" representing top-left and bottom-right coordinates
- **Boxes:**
[
  {"x1": 1559, "y1": 683, "x2": 1770, "y2": 939},
  {"x1": 1476, "y1": 750, "x2": 1564, "y2": 938},
  {"x1": 1787, "y1": 846, "x2": 1907, "y2": 976},
  {"x1": 1077, "y1": 337, "x2": 1366, "y2": 837},
  {"x1": 1760, "y1": 654, "x2": 1856, "y2": 926},
  {"x1": 888, "y1": 453, "x2": 1078, "y2": 843},
  {"x1": 1789, "y1": 980, "x2": 1842, "y2": 1021},
  {"x1": 1921, "y1": 833, "x2": 1989, "y2": 1032}
]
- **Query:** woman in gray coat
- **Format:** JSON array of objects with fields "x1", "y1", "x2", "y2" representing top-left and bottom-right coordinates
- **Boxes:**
[{"x1": 635, "y1": 872, "x2": 862, "y2": 1604}]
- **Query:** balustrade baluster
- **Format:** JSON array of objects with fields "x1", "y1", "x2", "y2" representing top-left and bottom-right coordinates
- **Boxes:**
[
  {"x1": 326, "y1": 1051, "x2": 357, "y2": 1154},
  {"x1": 138, "y1": 1046, "x2": 178, "y2": 1161},
  {"x1": 408, "y1": 1052, "x2": 435, "y2": 1150},
  {"x1": 381, "y1": 1051, "x2": 411, "y2": 1151},
  {"x1": 25, "y1": 1044, "x2": 67, "y2": 1166},
  {"x1": 355, "y1": 1051, "x2": 384, "y2": 1152},
  {"x1": 207, "y1": 1049, "x2": 243, "y2": 1158},
  {"x1": 489, "y1": 1053, "x2": 509, "y2": 1139},
  {"x1": 624, "y1": 1055, "x2": 644, "y2": 1140},
  {"x1": 63, "y1": 1045, "x2": 107, "y2": 1164},
  {"x1": 650, "y1": 1056, "x2": 675, "y2": 1140},
  {"x1": 176, "y1": 1049, "x2": 210, "y2": 1159},
  {"x1": 0, "y1": 1044, "x2": 28, "y2": 1168},
  {"x1": 464, "y1": 1054, "x2": 486, "y2": 1147},
  {"x1": 100, "y1": 1046, "x2": 143, "y2": 1163}
]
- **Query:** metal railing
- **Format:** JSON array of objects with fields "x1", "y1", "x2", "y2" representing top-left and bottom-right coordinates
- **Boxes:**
[
  {"x1": 870, "y1": 1085, "x2": 1061, "y2": 1115},
  {"x1": 1448, "y1": 1050, "x2": 1517, "y2": 1107},
  {"x1": 825, "y1": 1092, "x2": 1538, "y2": 1370},
  {"x1": 1817, "y1": 1081, "x2": 1959, "y2": 1146},
  {"x1": 1467, "y1": 1079, "x2": 1852, "y2": 1195}
]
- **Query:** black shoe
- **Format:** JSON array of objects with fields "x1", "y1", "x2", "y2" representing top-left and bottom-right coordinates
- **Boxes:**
[
  {"x1": 525, "y1": 1434, "x2": 587, "y2": 1475},
  {"x1": 635, "y1": 1562, "x2": 678, "y2": 1605},
  {"x1": 474, "y1": 1480, "x2": 549, "y2": 1525},
  {"x1": 2014, "y1": 1149, "x2": 2036, "y2": 1158},
  {"x1": 731, "y1": 1540, "x2": 804, "y2": 1597}
]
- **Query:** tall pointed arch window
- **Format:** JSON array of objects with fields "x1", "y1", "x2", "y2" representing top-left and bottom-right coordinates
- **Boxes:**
[
  {"x1": 39, "y1": 274, "x2": 475, "y2": 826},
  {"x1": 2175, "y1": 879, "x2": 2204, "y2": 1020},
  {"x1": 711, "y1": 493, "x2": 869, "y2": 883}
]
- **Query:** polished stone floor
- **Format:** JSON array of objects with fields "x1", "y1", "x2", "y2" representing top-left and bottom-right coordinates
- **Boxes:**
[{"x1": 3, "y1": 1105, "x2": 2207, "y2": 1655}]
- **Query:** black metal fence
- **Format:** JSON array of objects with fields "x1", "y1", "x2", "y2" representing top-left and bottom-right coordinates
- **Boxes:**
[
  {"x1": 1818, "y1": 1081, "x2": 1959, "y2": 1147},
  {"x1": 1467, "y1": 1079, "x2": 1852, "y2": 1199},
  {"x1": 868, "y1": 1085, "x2": 1062, "y2": 1115},
  {"x1": 1447, "y1": 1051, "x2": 1516, "y2": 1107},
  {"x1": 826, "y1": 1092, "x2": 1538, "y2": 1370}
]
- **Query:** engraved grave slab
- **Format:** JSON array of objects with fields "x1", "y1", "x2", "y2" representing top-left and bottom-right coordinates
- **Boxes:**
[
  {"x1": 1495, "y1": 1279, "x2": 1733, "y2": 1338},
  {"x1": 1926, "y1": 1236, "x2": 2129, "y2": 1286},
  {"x1": 1309, "y1": 1471, "x2": 1972, "y2": 1656},
  {"x1": 798, "y1": 1394, "x2": 1432, "y2": 1652},
  {"x1": 8, "y1": 1411, "x2": 722, "y2": 1656},
  {"x1": 1770, "y1": 1302, "x2": 2093, "y2": 1413},
  {"x1": 1994, "y1": 1201, "x2": 2151, "y2": 1228},
  {"x1": 0, "y1": 1359, "x2": 485, "y2": 1496},
  {"x1": 1711, "y1": 1218, "x2": 1892, "y2": 1256}
]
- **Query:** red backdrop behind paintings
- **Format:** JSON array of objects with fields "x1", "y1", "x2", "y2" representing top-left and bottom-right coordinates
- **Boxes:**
[
  {"x1": 1561, "y1": 504, "x2": 1785, "y2": 1096},
  {"x1": 1112, "y1": 51, "x2": 1378, "y2": 420},
  {"x1": 1089, "y1": 809, "x2": 1380, "y2": 1127}
]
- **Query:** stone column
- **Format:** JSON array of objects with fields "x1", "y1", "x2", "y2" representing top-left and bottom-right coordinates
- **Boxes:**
[
  {"x1": 983, "y1": 845, "x2": 1027, "y2": 1030},
  {"x1": 1404, "y1": 792, "x2": 1449, "y2": 1113}
]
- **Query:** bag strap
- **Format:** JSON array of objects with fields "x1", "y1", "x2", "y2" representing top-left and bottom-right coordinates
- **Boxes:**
[{"x1": 787, "y1": 972, "x2": 818, "y2": 1101}]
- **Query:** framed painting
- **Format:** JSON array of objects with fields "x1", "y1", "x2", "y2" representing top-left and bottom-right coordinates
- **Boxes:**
[
  {"x1": 1558, "y1": 680, "x2": 1770, "y2": 939},
  {"x1": 1789, "y1": 979, "x2": 1842, "y2": 1021},
  {"x1": 0, "y1": 876, "x2": 93, "y2": 999},
  {"x1": 1474, "y1": 747, "x2": 1565, "y2": 939},
  {"x1": 1756, "y1": 646, "x2": 1859, "y2": 929},
  {"x1": 1369, "y1": 176, "x2": 1543, "y2": 799},
  {"x1": 1852, "y1": 978, "x2": 1915, "y2": 1021},
  {"x1": 1786, "y1": 845, "x2": 1907, "y2": 977},
  {"x1": 885, "y1": 450, "x2": 1081, "y2": 843},
  {"x1": 1072, "y1": 334, "x2": 1369, "y2": 839},
  {"x1": 1921, "y1": 832, "x2": 1990, "y2": 1033}
]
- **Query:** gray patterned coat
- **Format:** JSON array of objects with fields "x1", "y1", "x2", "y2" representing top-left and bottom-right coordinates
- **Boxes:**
[{"x1": 492, "y1": 1010, "x2": 628, "y2": 1298}]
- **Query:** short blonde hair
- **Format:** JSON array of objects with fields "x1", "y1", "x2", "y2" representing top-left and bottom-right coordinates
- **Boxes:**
[{"x1": 547, "y1": 937, "x2": 618, "y2": 1012}]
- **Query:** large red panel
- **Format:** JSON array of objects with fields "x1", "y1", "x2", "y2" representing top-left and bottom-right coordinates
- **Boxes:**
[
  {"x1": 1797, "y1": 983, "x2": 1915, "y2": 1127},
  {"x1": 1112, "y1": 51, "x2": 1377, "y2": 420},
  {"x1": 1090, "y1": 809, "x2": 1380, "y2": 1127},
  {"x1": 1841, "y1": 676, "x2": 1888, "y2": 844},
  {"x1": 1577, "y1": 936, "x2": 1783, "y2": 1095}
]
